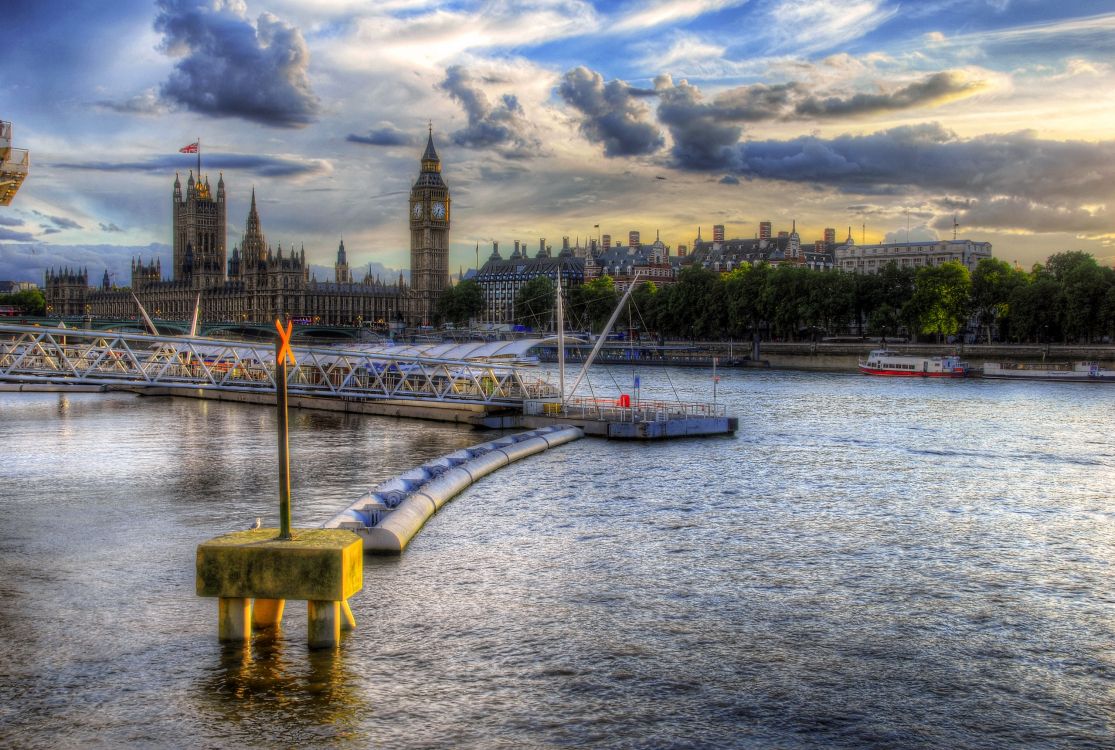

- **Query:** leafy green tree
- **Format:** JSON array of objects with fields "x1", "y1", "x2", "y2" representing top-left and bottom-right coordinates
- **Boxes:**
[
  {"x1": 1102, "y1": 285, "x2": 1115, "y2": 341},
  {"x1": 629, "y1": 280, "x2": 660, "y2": 339},
  {"x1": 513, "y1": 276, "x2": 555, "y2": 330},
  {"x1": 1059, "y1": 259, "x2": 1112, "y2": 343},
  {"x1": 668, "y1": 266, "x2": 725, "y2": 340},
  {"x1": 971, "y1": 258, "x2": 1025, "y2": 343},
  {"x1": 1008, "y1": 276, "x2": 1061, "y2": 342},
  {"x1": 569, "y1": 275, "x2": 620, "y2": 333},
  {"x1": 867, "y1": 306, "x2": 901, "y2": 341},
  {"x1": 0, "y1": 288, "x2": 45, "y2": 316},
  {"x1": 1044, "y1": 250, "x2": 1096, "y2": 282},
  {"x1": 762, "y1": 266, "x2": 811, "y2": 339},
  {"x1": 807, "y1": 271, "x2": 855, "y2": 336},
  {"x1": 436, "y1": 279, "x2": 485, "y2": 327},
  {"x1": 907, "y1": 261, "x2": 972, "y2": 341}
]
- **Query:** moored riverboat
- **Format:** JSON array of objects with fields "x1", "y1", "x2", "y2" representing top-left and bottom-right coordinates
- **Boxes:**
[
  {"x1": 858, "y1": 349, "x2": 969, "y2": 377},
  {"x1": 981, "y1": 361, "x2": 1115, "y2": 382}
]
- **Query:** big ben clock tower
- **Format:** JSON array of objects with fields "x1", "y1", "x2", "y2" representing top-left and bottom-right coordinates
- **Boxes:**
[{"x1": 409, "y1": 125, "x2": 450, "y2": 326}]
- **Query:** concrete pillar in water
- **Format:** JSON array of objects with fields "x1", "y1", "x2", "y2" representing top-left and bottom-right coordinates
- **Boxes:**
[
  {"x1": 218, "y1": 597, "x2": 251, "y2": 642},
  {"x1": 341, "y1": 599, "x2": 356, "y2": 632},
  {"x1": 252, "y1": 598, "x2": 285, "y2": 629},
  {"x1": 308, "y1": 600, "x2": 341, "y2": 648}
]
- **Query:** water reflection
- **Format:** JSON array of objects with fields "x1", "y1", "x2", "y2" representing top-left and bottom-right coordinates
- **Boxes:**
[{"x1": 198, "y1": 629, "x2": 365, "y2": 743}]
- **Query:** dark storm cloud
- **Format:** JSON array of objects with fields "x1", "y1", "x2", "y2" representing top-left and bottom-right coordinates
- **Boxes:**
[
  {"x1": 730, "y1": 124, "x2": 1115, "y2": 205},
  {"x1": 557, "y1": 66, "x2": 663, "y2": 157},
  {"x1": 346, "y1": 125, "x2": 414, "y2": 147},
  {"x1": 154, "y1": 0, "x2": 319, "y2": 128},
  {"x1": 655, "y1": 74, "x2": 744, "y2": 170},
  {"x1": 557, "y1": 67, "x2": 987, "y2": 167},
  {"x1": 719, "y1": 175, "x2": 740, "y2": 185},
  {"x1": 439, "y1": 66, "x2": 541, "y2": 159},
  {"x1": 51, "y1": 153, "x2": 329, "y2": 178},
  {"x1": 794, "y1": 71, "x2": 987, "y2": 118}
]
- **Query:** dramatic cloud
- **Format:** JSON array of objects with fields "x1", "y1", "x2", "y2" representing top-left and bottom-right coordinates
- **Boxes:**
[
  {"x1": 794, "y1": 71, "x2": 988, "y2": 118},
  {"x1": 729, "y1": 124, "x2": 1115, "y2": 205},
  {"x1": 32, "y1": 212, "x2": 83, "y2": 231},
  {"x1": 561, "y1": 67, "x2": 986, "y2": 166},
  {"x1": 99, "y1": 223, "x2": 124, "y2": 232},
  {"x1": 154, "y1": 0, "x2": 319, "y2": 128},
  {"x1": 720, "y1": 175, "x2": 741, "y2": 185},
  {"x1": 934, "y1": 197, "x2": 1115, "y2": 236},
  {"x1": 714, "y1": 82, "x2": 803, "y2": 121},
  {"x1": 884, "y1": 225, "x2": 939, "y2": 243},
  {"x1": 557, "y1": 67, "x2": 663, "y2": 157},
  {"x1": 51, "y1": 153, "x2": 331, "y2": 178},
  {"x1": 346, "y1": 125, "x2": 414, "y2": 147},
  {"x1": 95, "y1": 89, "x2": 169, "y2": 116},
  {"x1": 0, "y1": 216, "x2": 24, "y2": 227},
  {"x1": 0, "y1": 229, "x2": 37, "y2": 243},
  {"x1": 655, "y1": 74, "x2": 744, "y2": 170},
  {"x1": 439, "y1": 66, "x2": 541, "y2": 159}
]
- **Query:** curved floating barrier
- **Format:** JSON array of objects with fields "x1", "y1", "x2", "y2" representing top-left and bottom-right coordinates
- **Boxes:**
[{"x1": 322, "y1": 425, "x2": 583, "y2": 553}]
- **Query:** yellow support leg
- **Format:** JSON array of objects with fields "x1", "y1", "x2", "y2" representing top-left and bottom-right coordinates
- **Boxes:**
[
  {"x1": 252, "y1": 598, "x2": 285, "y2": 629},
  {"x1": 341, "y1": 599, "x2": 356, "y2": 632}
]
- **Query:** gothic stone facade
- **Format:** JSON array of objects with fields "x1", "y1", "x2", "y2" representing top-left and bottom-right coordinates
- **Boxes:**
[
  {"x1": 43, "y1": 143, "x2": 443, "y2": 326},
  {"x1": 409, "y1": 128, "x2": 451, "y2": 326}
]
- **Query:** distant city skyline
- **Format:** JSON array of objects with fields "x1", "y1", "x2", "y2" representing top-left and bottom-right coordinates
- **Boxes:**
[{"x1": 2, "y1": 0, "x2": 1114, "y2": 285}]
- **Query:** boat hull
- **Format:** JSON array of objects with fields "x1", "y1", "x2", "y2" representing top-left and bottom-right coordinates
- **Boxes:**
[{"x1": 858, "y1": 365, "x2": 967, "y2": 378}]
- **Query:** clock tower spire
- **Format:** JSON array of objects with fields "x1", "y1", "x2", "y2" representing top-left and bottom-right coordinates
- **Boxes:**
[{"x1": 409, "y1": 125, "x2": 450, "y2": 326}]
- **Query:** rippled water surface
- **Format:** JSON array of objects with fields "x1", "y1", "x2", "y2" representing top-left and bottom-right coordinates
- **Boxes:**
[{"x1": 1, "y1": 367, "x2": 1114, "y2": 748}]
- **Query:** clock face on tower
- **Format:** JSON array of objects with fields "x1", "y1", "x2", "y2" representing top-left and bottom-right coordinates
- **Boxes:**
[
  {"x1": 432, "y1": 201, "x2": 446, "y2": 220},
  {"x1": 412, "y1": 203, "x2": 423, "y2": 219}
]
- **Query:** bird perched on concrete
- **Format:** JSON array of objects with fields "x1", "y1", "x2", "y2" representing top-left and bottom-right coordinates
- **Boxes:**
[{"x1": 250, "y1": 517, "x2": 261, "y2": 530}]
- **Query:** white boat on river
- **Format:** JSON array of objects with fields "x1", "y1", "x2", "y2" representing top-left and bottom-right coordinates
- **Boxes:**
[{"x1": 981, "y1": 361, "x2": 1115, "y2": 382}]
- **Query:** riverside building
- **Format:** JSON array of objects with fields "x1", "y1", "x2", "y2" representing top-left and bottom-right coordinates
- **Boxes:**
[{"x1": 834, "y1": 236, "x2": 993, "y2": 274}]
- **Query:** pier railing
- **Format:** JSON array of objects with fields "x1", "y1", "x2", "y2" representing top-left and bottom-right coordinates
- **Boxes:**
[
  {"x1": 526, "y1": 395, "x2": 727, "y2": 422},
  {"x1": 0, "y1": 323, "x2": 558, "y2": 406}
]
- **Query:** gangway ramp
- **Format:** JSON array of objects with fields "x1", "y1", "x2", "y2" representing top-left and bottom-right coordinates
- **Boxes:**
[{"x1": 0, "y1": 323, "x2": 558, "y2": 422}]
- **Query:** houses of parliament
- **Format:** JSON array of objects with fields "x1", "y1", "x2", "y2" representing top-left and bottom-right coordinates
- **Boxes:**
[{"x1": 44, "y1": 130, "x2": 452, "y2": 328}]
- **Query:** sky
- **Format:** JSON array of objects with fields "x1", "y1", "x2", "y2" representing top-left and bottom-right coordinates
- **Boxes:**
[{"x1": 2, "y1": 0, "x2": 1115, "y2": 285}]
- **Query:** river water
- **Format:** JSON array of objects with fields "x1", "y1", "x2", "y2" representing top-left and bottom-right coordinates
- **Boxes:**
[{"x1": 1, "y1": 366, "x2": 1113, "y2": 749}]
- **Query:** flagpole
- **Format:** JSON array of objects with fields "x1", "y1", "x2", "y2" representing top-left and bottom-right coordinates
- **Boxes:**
[{"x1": 197, "y1": 137, "x2": 201, "y2": 177}]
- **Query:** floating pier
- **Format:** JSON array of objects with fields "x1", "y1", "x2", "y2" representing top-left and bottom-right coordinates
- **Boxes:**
[
  {"x1": 478, "y1": 396, "x2": 738, "y2": 439},
  {"x1": 323, "y1": 426, "x2": 584, "y2": 552}
]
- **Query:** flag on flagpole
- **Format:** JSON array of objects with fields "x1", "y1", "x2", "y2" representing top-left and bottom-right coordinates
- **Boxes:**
[{"x1": 179, "y1": 142, "x2": 199, "y2": 154}]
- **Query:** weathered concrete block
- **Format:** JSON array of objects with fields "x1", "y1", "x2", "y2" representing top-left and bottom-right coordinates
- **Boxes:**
[{"x1": 196, "y1": 528, "x2": 362, "y2": 602}]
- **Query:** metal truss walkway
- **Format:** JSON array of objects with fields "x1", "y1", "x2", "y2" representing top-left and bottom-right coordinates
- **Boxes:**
[{"x1": 0, "y1": 324, "x2": 558, "y2": 407}]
